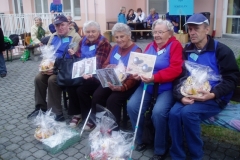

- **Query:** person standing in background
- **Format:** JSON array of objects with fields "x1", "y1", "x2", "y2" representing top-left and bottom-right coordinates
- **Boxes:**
[
  {"x1": 118, "y1": 7, "x2": 127, "y2": 24},
  {"x1": 50, "y1": 0, "x2": 62, "y2": 13},
  {"x1": 166, "y1": 12, "x2": 180, "y2": 33},
  {"x1": 0, "y1": 20, "x2": 7, "y2": 78}
]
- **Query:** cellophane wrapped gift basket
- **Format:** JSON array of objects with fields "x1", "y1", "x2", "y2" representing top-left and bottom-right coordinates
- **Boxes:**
[
  {"x1": 33, "y1": 109, "x2": 80, "y2": 154},
  {"x1": 86, "y1": 106, "x2": 134, "y2": 160},
  {"x1": 180, "y1": 60, "x2": 222, "y2": 97}
]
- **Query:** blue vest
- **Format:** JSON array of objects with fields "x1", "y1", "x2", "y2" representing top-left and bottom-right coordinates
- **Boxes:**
[
  {"x1": 51, "y1": 35, "x2": 73, "y2": 59},
  {"x1": 109, "y1": 45, "x2": 138, "y2": 66},
  {"x1": 187, "y1": 40, "x2": 233, "y2": 103},
  {"x1": 80, "y1": 36, "x2": 104, "y2": 58},
  {"x1": 144, "y1": 42, "x2": 173, "y2": 94}
]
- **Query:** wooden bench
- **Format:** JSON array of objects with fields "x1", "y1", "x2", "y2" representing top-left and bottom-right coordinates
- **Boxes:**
[{"x1": 104, "y1": 30, "x2": 152, "y2": 42}]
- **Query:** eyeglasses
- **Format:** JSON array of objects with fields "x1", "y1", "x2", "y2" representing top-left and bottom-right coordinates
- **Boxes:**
[{"x1": 152, "y1": 30, "x2": 169, "y2": 35}]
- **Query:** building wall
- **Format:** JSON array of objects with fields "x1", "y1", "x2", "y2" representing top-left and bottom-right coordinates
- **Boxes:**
[
  {"x1": 0, "y1": 0, "x2": 13, "y2": 14},
  {"x1": 23, "y1": 0, "x2": 35, "y2": 13},
  {"x1": 0, "y1": 0, "x2": 227, "y2": 37},
  {"x1": 75, "y1": 0, "x2": 107, "y2": 33},
  {"x1": 193, "y1": 0, "x2": 224, "y2": 37}
]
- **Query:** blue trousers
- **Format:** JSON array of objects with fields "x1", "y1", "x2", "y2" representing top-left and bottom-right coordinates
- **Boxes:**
[
  {"x1": 127, "y1": 85, "x2": 174, "y2": 155},
  {"x1": 169, "y1": 100, "x2": 222, "y2": 160},
  {"x1": 0, "y1": 52, "x2": 7, "y2": 75}
]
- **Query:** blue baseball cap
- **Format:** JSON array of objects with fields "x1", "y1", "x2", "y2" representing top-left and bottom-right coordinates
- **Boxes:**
[
  {"x1": 54, "y1": 15, "x2": 68, "y2": 25},
  {"x1": 184, "y1": 13, "x2": 209, "y2": 25}
]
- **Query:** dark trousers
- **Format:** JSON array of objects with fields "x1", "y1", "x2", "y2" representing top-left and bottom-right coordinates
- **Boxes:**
[
  {"x1": 91, "y1": 83, "x2": 140, "y2": 128},
  {"x1": 34, "y1": 73, "x2": 62, "y2": 115},
  {"x1": 67, "y1": 78, "x2": 100, "y2": 119}
]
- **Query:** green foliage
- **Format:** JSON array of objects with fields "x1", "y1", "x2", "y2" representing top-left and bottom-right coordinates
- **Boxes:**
[
  {"x1": 237, "y1": 52, "x2": 240, "y2": 69},
  {"x1": 201, "y1": 124, "x2": 240, "y2": 146}
]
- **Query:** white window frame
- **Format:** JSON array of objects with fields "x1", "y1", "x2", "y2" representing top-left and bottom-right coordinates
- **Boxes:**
[
  {"x1": 12, "y1": 0, "x2": 23, "y2": 14},
  {"x1": 223, "y1": 0, "x2": 240, "y2": 34},
  {"x1": 63, "y1": 0, "x2": 81, "y2": 20},
  {"x1": 34, "y1": 0, "x2": 48, "y2": 13}
]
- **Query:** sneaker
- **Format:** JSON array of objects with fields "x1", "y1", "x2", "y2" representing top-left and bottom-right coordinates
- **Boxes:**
[
  {"x1": 27, "y1": 108, "x2": 46, "y2": 119},
  {"x1": 0, "y1": 73, "x2": 6, "y2": 78},
  {"x1": 139, "y1": 36, "x2": 143, "y2": 40},
  {"x1": 69, "y1": 115, "x2": 82, "y2": 128},
  {"x1": 84, "y1": 122, "x2": 96, "y2": 131},
  {"x1": 55, "y1": 114, "x2": 65, "y2": 122}
]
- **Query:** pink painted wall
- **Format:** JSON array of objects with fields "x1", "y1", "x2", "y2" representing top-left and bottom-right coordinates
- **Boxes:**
[
  {"x1": 0, "y1": 0, "x2": 12, "y2": 14},
  {"x1": 75, "y1": 0, "x2": 107, "y2": 33},
  {"x1": 135, "y1": 0, "x2": 147, "y2": 15},
  {"x1": 105, "y1": 0, "x2": 136, "y2": 22},
  {"x1": 0, "y1": 0, "x2": 225, "y2": 37},
  {"x1": 194, "y1": 0, "x2": 223, "y2": 37},
  {"x1": 23, "y1": 0, "x2": 35, "y2": 13}
]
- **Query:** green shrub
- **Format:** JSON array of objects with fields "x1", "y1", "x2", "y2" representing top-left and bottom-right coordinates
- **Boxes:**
[{"x1": 236, "y1": 53, "x2": 240, "y2": 69}]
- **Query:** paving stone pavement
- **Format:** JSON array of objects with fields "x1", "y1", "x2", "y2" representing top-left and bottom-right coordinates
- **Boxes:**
[{"x1": 0, "y1": 37, "x2": 240, "y2": 160}]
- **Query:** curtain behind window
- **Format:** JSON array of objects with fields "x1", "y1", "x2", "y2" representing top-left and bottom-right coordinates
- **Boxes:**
[{"x1": 148, "y1": 0, "x2": 167, "y2": 15}]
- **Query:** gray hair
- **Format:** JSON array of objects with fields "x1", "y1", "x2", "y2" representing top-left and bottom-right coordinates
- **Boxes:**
[
  {"x1": 120, "y1": 7, "x2": 126, "y2": 13},
  {"x1": 150, "y1": 8, "x2": 156, "y2": 13},
  {"x1": 152, "y1": 19, "x2": 174, "y2": 34},
  {"x1": 34, "y1": 17, "x2": 42, "y2": 22},
  {"x1": 112, "y1": 23, "x2": 131, "y2": 36},
  {"x1": 67, "y1": 15, "x2": 72, "y2": 19},
  {"x1": 83, "y1": 21, "x2": 101, "y2": 33}
]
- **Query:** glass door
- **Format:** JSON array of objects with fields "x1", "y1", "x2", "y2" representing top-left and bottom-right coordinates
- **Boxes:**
[
  {"x1": 13, "y1": 0, "x2": 23, "y2": 14},
  {"x1": 226, "y1": 0, "x2": 240, "y2": 34}
]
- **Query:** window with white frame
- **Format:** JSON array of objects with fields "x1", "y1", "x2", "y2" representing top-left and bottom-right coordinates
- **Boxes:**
[
  {"x1": 62, "y1": 0, "x2": 81, "y2": 19},
  {"x1": 13, "y1": 0, "x2": 23, "y2": 14},
  {"x1": 35, "y1": 0, "x2": 48, "y2": 13},
  {"x1": 148, "y1": 0, "x2": 168, "y2": 15}
]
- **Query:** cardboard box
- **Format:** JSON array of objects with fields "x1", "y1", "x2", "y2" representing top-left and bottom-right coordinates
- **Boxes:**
[
  {"x1": 174, "y1": 33, "x2": 189, "y2": 44},
  {"x1": 103, "y1": 31, "x2": 115, "y2": 42},
  {"x1": 42, "y1": 129, "x2": 81, "y2": 154}
]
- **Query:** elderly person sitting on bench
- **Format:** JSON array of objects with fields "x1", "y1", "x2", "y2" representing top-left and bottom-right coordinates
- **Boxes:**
[
  {"x1": 127, "y1": 19, "x2": 183, "y2": 160},
  {"x1": 169, "y1": 13, "x2": 240, "y2": 160},
  {"x1": 85, "y1": 23, "x2": 142, "y2": 131},
  {"x1": 66, "y1": 21, "x2": 111, "y2": 128},
  {"x1": 27, "y1": 15, "x2": 81, "y2": 121}
]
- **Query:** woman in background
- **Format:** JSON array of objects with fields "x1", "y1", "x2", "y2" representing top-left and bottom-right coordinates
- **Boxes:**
[
  {"x1": 126, "y1": 9, "x2": 136, "y2": 22},
  {"x1": 118, "y1": 7, "x2": 127, "y2": 24},
  {"x1": 31, "y1": 17, "x2": 46, "y2": 44}
]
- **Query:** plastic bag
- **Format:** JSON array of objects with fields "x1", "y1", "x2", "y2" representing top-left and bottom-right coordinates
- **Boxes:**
[
  {"x1": 20, "y1": 49, "x2": 30, "y2": 62},
  {"x1": 33, "y1": 109, "x2": 80, "y2": 154},
  {"x1": 39, "y1": 45, "x2": 59, "y2": 72},
  {"x1": 88, "y1": 105, "x2": 133, "y2": 160},
  {"x1": 180, "y1": 61, "x2": 222, "y2": 97},
  {"x1": 33, "y1": 109, "x2": 58, "y2": 140},
  {"x1": 106, "y1": 60, "x2": 127, "y2": 82}
]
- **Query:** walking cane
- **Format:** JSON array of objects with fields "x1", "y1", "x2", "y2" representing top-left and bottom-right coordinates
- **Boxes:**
[
  {"x1": 129, "y1": 83, "x2": 148, "y2": 160},
  {"x1": 79, "y1": 109, "x2": 92, "y2": 138}
]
